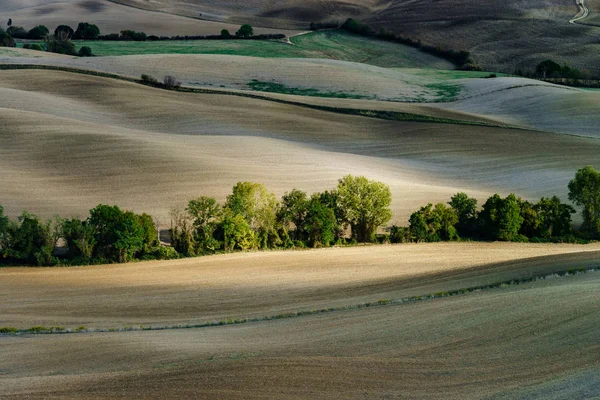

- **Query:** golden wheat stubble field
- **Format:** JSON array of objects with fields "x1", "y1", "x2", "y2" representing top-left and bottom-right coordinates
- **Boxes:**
[
  {"x1": 1, "y1": 246, "x2": 599, "y2": 399},
  {"x1": 1, "y1": 70, "x2": 600, "y2": 223}
]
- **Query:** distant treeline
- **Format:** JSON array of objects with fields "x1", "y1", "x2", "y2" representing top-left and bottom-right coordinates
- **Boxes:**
[
  {"x1": 310, "y1": 18, "x2": 479, "y2": 70},
  {"x1": 2, "y1": 167, "x2": 600, "y2": 267}
]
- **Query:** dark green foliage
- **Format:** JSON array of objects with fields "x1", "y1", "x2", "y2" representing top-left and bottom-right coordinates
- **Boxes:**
[
  {"x1": 28, "y1": 25, "x2": 49, "y2": 39},
  {"x1": 303, "y1": 196, "x2": 337, "y2": 247},
  {"x1": 45, "y1": 35, "x2": 77, "y2": 55},
  {"x1": 533, "y1": 196, "x2": 575, "y2": 238},
  {"x1": 236, "y1": 24, "x2": 254, "y2": 38},
  {"x1": 389, "y1": 225, "x2": 411, "y2": 243},
  {"x1": 518, "y1": 199, "x2": 539, "y2": 238},
  {"x1": 221, "y1": 29, "x2": 232, "y2": 39},
  {"x1": 120, "y1": 30, "x2": 147, "y2": 41},
  {"x1": 0, "y1": 29, "x2": 15, "y2": 47},
  {"x1": 77, "y1": 46, "x2": 93, "y2": 57},
  {"x1": 317, "y1": 190, "x2": 346, "y2": 239},
  {"x1": 7, "y1": 19, "x2": 12, "y2": 27},
  {"x1": 61, "y1": 218, "x2": 95, "y2": 261},
  {"x1": 23, "y1": 43, "x2": 44, "y2": 51},
  {"x1": 409, "y1": 203, "x2": 459, "y2": 242},
  {"x1": 448, "y1": 192, "x2": 478, "y2": 237},
  {"x1": 336, "y1": 175, "x2": 392, "y2": 242},
  {"x1": 3, "y1": 212, "x2": 55, "y2": 266},
  {"x1": 140, "y1": 74, "x2": 159, "y2": 85},
  {"x1": 6, "y1": 26, "x2": 27, "y2": 39},
  {"x1": 279, "y1": 189, "x2": 308, "y2": 240},
  {"x1": 0, "y1": 205, "x2": 9, "y2": 260},
  {"x1": 568, "y1": 165, "x2": 600, "y2": 237},
  {"x1": 88, "y1": 205, "x2": 148, "y2": 263},
  {"x1": 479, "y1": 194, "x2": 524, "y2": 241},
  {"x1": 535, "y1": 60, "x2": 582, "y2": 79},
  {"x1": 169, "y1": 207, "x2": 196, "y2": 257},
  {"x1": 54, "y1": 25, "x2": 74, "y2": 39},
  {"x1": 73, "y1": 23, "x2": 100, "y2": 40}
]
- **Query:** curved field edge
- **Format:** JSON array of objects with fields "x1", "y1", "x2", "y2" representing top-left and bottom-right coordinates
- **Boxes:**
[
  {"x1": 0, "y1": 64, "x2": 520, "y2": 129},
  {"x1": 1, "y1": 265, "x2": 597, "y2": 336}
]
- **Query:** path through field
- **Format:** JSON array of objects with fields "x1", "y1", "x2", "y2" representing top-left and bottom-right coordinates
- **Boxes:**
[{"x1": 570, "y1": 0, "x2": 590, "y2": 23}]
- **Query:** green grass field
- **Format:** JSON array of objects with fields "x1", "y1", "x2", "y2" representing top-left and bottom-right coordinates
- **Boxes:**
[{"x1": 18, "y1": 31, "x2": 454, "y2": 69}]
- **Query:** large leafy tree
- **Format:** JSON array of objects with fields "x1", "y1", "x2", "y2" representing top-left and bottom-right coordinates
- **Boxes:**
[
  {"x1": 73, "y1": 22, "x2": 100, "y2": 40},
  {"x1": 534, "y1": 196, "x2": 575, "y2": 238},
  {"x1": 225, "y1": 182, "x2": 280, "y2": 248},
  {"x1": 568, "y1": 165, "x2": 600, "y2": 237},
  {"x1": 336, "y1": 175, "x2": 392, "y2": 242},
  {"x1": 223, "y1": 212, "x2": 255, "y2": 251},
  {"x1": 303, "y1": 196, "x2": 337, "y2": 247},
  {"x1": 409, "y1": 203, "x2": 458, "y2": 242},
  {"x1": 479, "y1": 194, "x2": 524, "y2": 241},
  {"x1": 187, "y1": 196, "x2": 222, "y2": 253},
  {"x1": 448, "y1": 192, "x2": 478, "y2": 237},
  {"x1": 27, "y1": 25, "x2": 49, "y2": 39},
  {"x1": 88, "y1": 205, "x2": 145, "y2": 262},
  {"x1": 62, "y1": 217, "x2": 96, "y2": 261},
  {"x1": 235, "y1": 24, "x2": 254, "y2": 38},
  {"x1": 278, "y1": 189, "x2": 308, "y2": 240}
]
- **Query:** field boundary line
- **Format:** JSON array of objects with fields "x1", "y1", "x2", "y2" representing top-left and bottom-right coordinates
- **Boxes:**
[{"x1": 1, "y1": 266, "x2": 597, "y2": 336}]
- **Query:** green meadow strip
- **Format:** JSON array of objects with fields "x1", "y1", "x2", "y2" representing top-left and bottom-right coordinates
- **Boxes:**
[{"x1": 1, "y1": 266, "x2": 596, "y2": 336}]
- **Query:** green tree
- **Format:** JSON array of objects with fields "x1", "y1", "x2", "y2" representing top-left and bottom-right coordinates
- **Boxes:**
[
  {"x1": 61, "y1": 217, "x2": 96, "y2": 261},
  {"x1": 448, "y1": 192, "x2": 478, "y2": 237},
  {"x1": 223, "y1": 211, "x2": 255, "y2": 251},
  {"x1": 169, "y1": 206, "x2": 196, "y2": 257},
  {"x1": 45, "y1": 34, "x2": 77, "y2": 55},
  {"x1": 221, "y1": 29, "x2": 232, "y2": 38},
  {"x1": 409, "y1": 203, "x2": 458, "y2": 242},
  {"x1": 187, "y1": 196, "x2": 222, "y2": 253},
  {"x1": 54, "y1": 25, "x2": 74, "y2": 38},
  {"x1": 336, "y1": 175, "x2": 392, "y2": 242},
  {"x1": 534, "y1": 196, "x2": 575, "y2": 238},
  {"x1": 303, "y1": 196, "x2": 337, "y2": 247},
  {"x1": 479, "y1": 194, "x2": 524, "y2": 241},
  {"x1": 278, "y1": 189, "x2": 308, "y2": 240},
  {"x1": 0, "y1": 205, "x2": 10, "y2": 260},
  {"x1": 73, "y1": 22, "x2": 100, "y2": 40},
  {"x1": 27, "y1": 25, "x2": 49, "y2": 39},
  {"x1": 568, "y1": 166, "x2": 600, "y2": 237},
  {"x1": 88, "y1": 205, "x2": 145, "y2": 262},
  {"x1": 77, "y1": 46, "x2": 93, "y2": 57},
  {"x1": 535, "y1": 60, "x2": 562, "y2": 78},
  {"x1": 518, "y1": 199, "x2": 539, "y2": 238},
  {"x1": 6, "y1": 26, "x2": 27, "y2": 38},
  {"x1": 225, "y1": 182, "x2": 281, "y2": 248},
  {"x1": 4, "y1": 212, "x2": 55, "y2": 265},
  {"x1": 235, "y1": 24, "x2": 254, "y2": 38}
]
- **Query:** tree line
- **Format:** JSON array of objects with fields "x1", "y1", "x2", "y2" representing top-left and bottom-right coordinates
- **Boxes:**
[
  {"x1": 309, "y1": 18, "x2": 479, "y2": 70},
  {"x1": 1, "y1": 167, "x2": 600, "y2": 267}
]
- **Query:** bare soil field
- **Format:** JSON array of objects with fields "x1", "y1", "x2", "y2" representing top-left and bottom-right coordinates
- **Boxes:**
[
  {"x1": 0, "y1": 0, "x2": 300, "y2": 37},
  {"x1": 2, "y1": 242, "x2": 599, "y2": 329},
  {"x1": 2, "y1": 70, "x2": 600, "y2": 222},
  {"x1": 1, "y1": 252, "x2": 598, "y2": 398}
]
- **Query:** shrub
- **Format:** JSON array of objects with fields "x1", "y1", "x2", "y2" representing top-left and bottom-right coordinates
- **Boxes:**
[
  {"x1": 45, "y1": 34, "x2": 77, "y2": 55},
  {"x1": 154, "y1": 245, "x2": 180, "y2": 260},
  {"x1": 0, "y1": 327, "x2": 18, "y2": 334},
  {"x1": 221, "y1": 29, "x2": 232, "y2": 39},
  {"x1": 77, "y1": 46, "x2": 93, "y2": 57},
  {"x1": 163, "y1": 75, "x2": 181, "y2": 90},
  {"x1": 389, "y1": 225, "x2": 411, "y2": 243},
  {"x1": 120, "y1": 29, "x2": 146, "y2": 41},
  {"x1": 0, "y1": 29, "x2": 15, "y2": 47},
  {"x1": 23, "y1": 43, "x2": 44, "y2": 51},
  {"x1": 235, "y1": 24, "x2": 254, "y2": 38},
  {"x1": 140, "y1": 74, "x2": 159, "y2": 85}
]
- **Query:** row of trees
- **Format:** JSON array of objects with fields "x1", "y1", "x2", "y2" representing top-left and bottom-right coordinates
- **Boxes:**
[
  {"x1": 391, "y1": 166, "x2": 600, "y2": 244},
  {"x1": 6, "y1": 23, "x2": 100, "y2": 40},
  {"x1": 169, "y1": 176, "x2": 392, "y2": 256},
  {"x1": 309, "y1": 18, "x2": 479, "y2": 70},
  {"x1": 2, "y1": 167, "x2": 600, "y2": 267},
  {"x1": 0, "y1": 176, "x2": 392, "y2": 266}
]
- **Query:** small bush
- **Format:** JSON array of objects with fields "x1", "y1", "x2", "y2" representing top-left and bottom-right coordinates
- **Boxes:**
[
  {"x1": 163, "y1": 75, "x2": 181, "y2": 90},
  {"x1": 0, "y1": 327, "x2": 18, "y2": 334},
  {"x1": 77, "y1": 46, "x2": 93, "y2": 57},
  {"x1": 154, "y1": 245, "x2": 180, "y2": 260},
  {"x1": 221, "y1": 29, "x2": 232, "y2": 39},
  {"x1": 23, "y1": 43, "x2": 44, "y2": 51},
  {"x1": 141, "y1": 74, "x2": 159, "y2": 85},
  {"x1": 75, "y1": 325, "x2": 87, "y2": 332}
]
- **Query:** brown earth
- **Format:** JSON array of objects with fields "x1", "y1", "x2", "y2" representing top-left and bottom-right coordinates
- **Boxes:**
[{"x1": 1, "y1": 249, "x2": 598, "y2": 399}]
